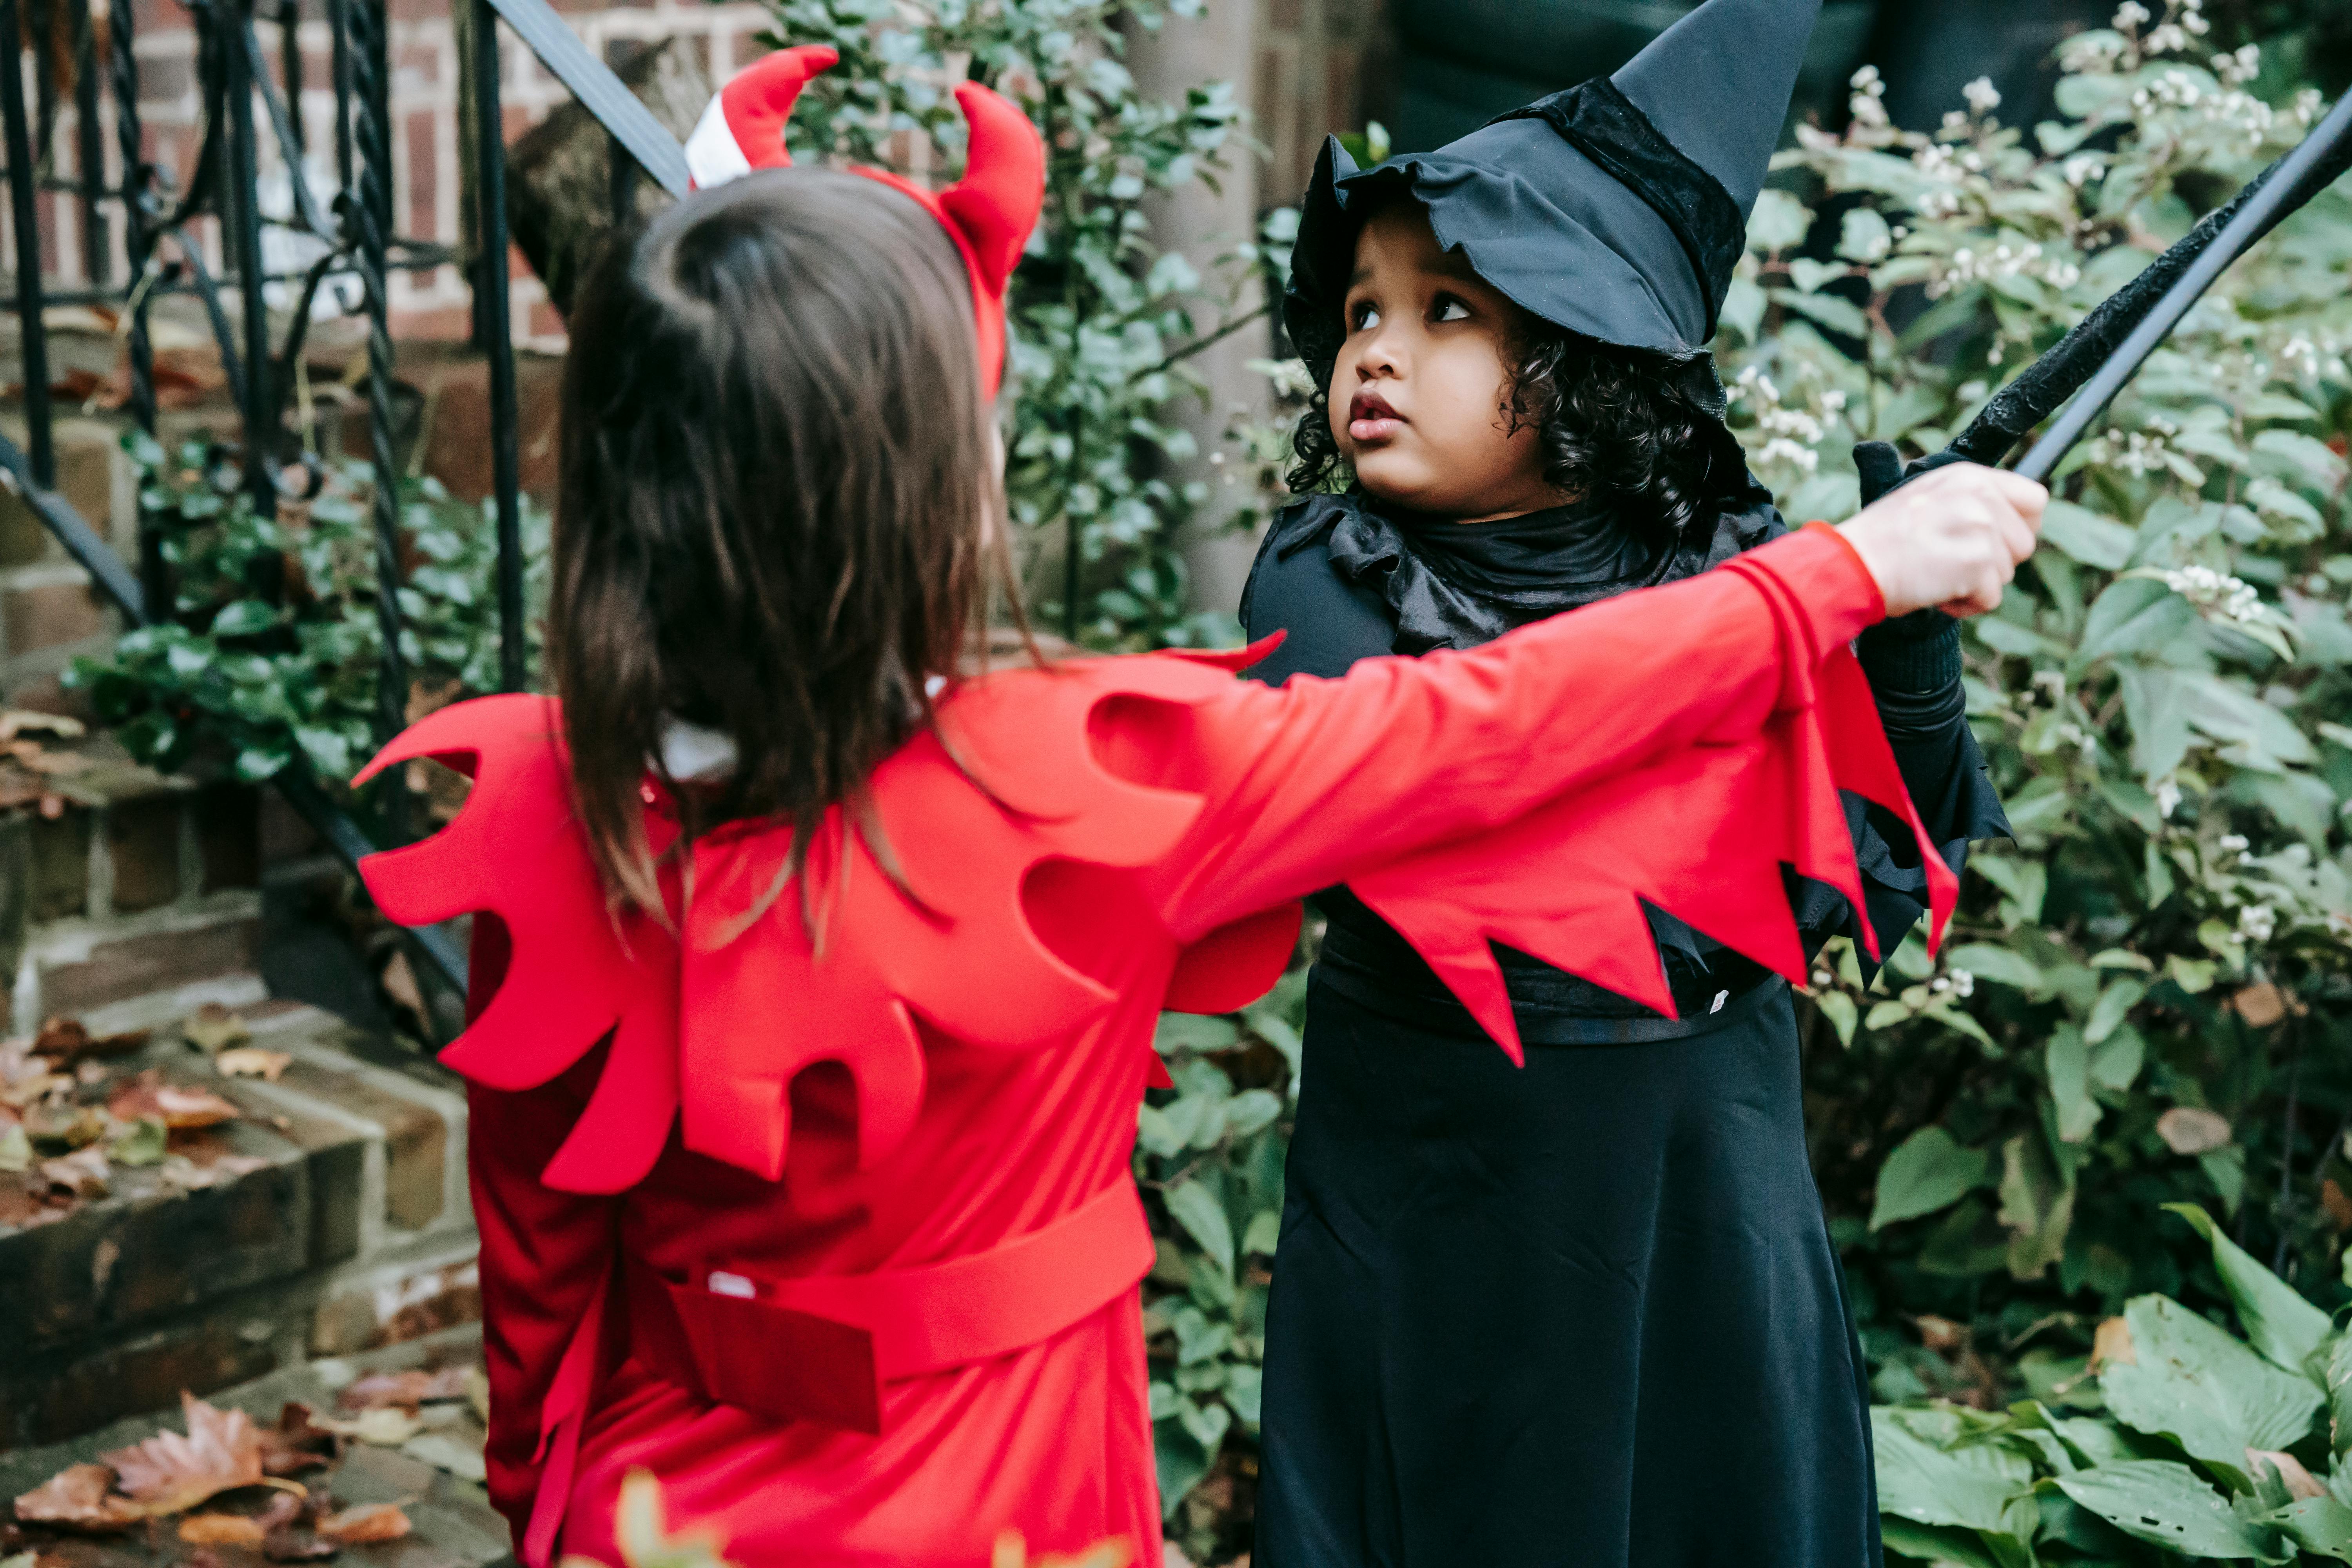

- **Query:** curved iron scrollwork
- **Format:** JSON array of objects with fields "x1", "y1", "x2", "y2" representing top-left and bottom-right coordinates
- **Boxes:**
[{"x1": 4, "y1": 0, "x2": 691, "y2": 996}]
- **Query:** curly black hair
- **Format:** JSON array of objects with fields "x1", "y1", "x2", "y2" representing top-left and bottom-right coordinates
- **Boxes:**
[{"x1": 1286, "y1": 322, "x2": 1740, "y2": 544}]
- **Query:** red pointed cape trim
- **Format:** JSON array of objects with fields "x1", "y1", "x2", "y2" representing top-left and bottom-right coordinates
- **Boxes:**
[{"x1": 359, "y1": 617, "x2": 1953, "y2": 1191}]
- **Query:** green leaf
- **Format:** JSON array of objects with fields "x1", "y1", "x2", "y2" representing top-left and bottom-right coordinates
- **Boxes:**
[
  {"x1": 1748, "y1": 189, "x2": 1813, "y2": 253},
  {"x1": 109, "y1": 1115, "x2": 167, "y2": 1167},
  {"x1": 2260, "y1": 1494, "x2": 2352, "y2": 1562},
  {"x1": 2054, "y1": 1460, "x2": 2277, "y2": 1558},
  {"x1": 2083, "y1": 980, "x2": 2145, "y2": 1045},
  {"x1": 1872, "y1": 1126, "x2": 1993, "y2": 1231},
  {"x1": 1998, "y1": 1133, "x2": 2074, "y2": 1279},
  {"x1": 1871, "y1": 1408, "x2": 2034, "y2": 1532},
  {"x1": 2077, "y1": 577, "x2": 2197, "y2": 669},
  {"x1": 2089, "y1": 1024, "x2": 2147, "y2": 1093},
  {"x1": 1154, "y1": 1013, "x2": 1238, "y2": 1054},
  {"x1": 234, "y1": 742, "x2": 293, "y2": 782},
  {"x1": 2099, "y1": 1295, "x2": 2326, "y2": 1485},
  {"x1": 1153, "y1": 1414, "x2": 1218, "y2": 1516},
  {"x1": 1812, "y1": 988, "x2": 1858, "y2": 1047},
  {"x1": 2046, "y1": 1025, "x2": 2100, "y2": 1143},
  {"x1": 1241, "y1": 1210, "x2": 1281, "y2": 1257},
  {"x1": 1875, "y1": 1520, "x2": 2005, "y2": 1568},
  {"x1": 1164, "y1": 1180, "x2": 1234, "y2": 1277},
  {"x1": 2040, "y1": 499, "x2": 2138, "y2": 570},
  {"x1": 2330, "y1": 1332, "x2": 2352, "y2": 1459},
  {"x1": 2162, "y1": 1203, "x2": 2333, "y2": 1376},
  {"x1": 209, "y1": 598, "x2": 280, "y2": 638},
  {"x1": 1945, "y1": 943, "x2": 2044, "y2": 995}
]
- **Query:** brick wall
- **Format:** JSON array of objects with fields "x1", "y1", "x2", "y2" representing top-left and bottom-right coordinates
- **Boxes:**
[{"x1": 5, "y1": 0, "x2": 770, "y2": 343}]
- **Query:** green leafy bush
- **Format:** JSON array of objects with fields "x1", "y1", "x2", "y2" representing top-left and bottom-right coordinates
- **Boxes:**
[
  {"x1": 1875, "y1": 1204, "x2": 2352, "y2": 1565},
  {"x1": 68, "y1": 435, "x2": 548, "y2": 789},
  {"x1": 1702, "y1": 0, "x2": 2352, "y2": 1544}
]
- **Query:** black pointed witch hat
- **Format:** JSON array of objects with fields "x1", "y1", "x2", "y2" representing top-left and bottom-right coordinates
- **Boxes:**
[{"x1": 1283, "y1": 0, "x2": 1822, "y2": 386}]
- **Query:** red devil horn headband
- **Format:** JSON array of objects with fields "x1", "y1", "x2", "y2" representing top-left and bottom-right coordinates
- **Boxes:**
[{"x1": 683, "y1": 46, "x2": 1045, "y2": 397}]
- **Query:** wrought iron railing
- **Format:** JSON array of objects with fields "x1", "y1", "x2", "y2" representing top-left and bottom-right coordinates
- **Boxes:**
[{"x1": 0, "y1": 0, "x2": 691, "y2": 994}]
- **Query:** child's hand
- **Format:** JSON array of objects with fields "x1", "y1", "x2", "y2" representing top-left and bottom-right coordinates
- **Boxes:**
[{"x1": 1836, "y1": 462, "x2": 2045, "y2": 619}]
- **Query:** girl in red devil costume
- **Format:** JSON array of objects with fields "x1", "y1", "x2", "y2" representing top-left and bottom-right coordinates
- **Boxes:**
[{"x1": 356, "y1": 47, "x2": 2043, "y2": 1568}]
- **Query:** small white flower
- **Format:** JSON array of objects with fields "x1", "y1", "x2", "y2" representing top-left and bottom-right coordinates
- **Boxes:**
[
  {"x1": 1811, "y1": 968, "x2": 1834, "y2": 989},
  {"x1": 1931, "y1": 976, "x2": 1951, "y2": 994},
  {"x1": 2155, "y1": 776, "x2": 2183, "y2": 819},
  {"x1": 1949, "y1": 970, "x2": 1976, "y2": 999},
  {"x1": 2065, "y1": 153, "x2": 2105, "y2": 187},
  {"x1": 2237, "y1": 904, "x2": 2277, "y2": 943},
  {"x1": 1962, "y1": 76, "x2": 2002, "y2": 114},
  {"x1": 2219, "y1": 833, "x2": 2249, "y2": 856},
  {"x1": 2113, "y1": 0, "x2": 2151, "y2": 26}
]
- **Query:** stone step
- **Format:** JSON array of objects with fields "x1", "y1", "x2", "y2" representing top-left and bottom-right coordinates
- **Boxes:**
[
  {"x1": 0, "y1": 998, "x2": 475, "y2": 1452},
  {"x1": 0, "y1": 1323, "x2": 512, "y2": 1568}
]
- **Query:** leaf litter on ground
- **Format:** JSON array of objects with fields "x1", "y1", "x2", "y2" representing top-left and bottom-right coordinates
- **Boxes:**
[
  {"x1": 100, "y1": 1392, "x2": 265, "y2": 1515},
  {"x1": 11, "y1": 1463, "x2": 144, "y2": 1532}
]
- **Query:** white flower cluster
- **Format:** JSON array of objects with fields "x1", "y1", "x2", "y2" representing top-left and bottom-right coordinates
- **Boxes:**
[
  {"x1": 2062, "y1": 31, "x2": 2127, "y2": 76},
  {"x1": 2237, "y1": 903, "x2": 2277, "y2": 944},
  {"x1": 2163, "y1": 563, "x2": 2264, "y2": 624},
  {"x1": 2154, "y1": 775, "x2": 2183, "y2": 819},
  {"x1": 1931, "y1": 970, "x2": 1977, "y2": 999},
  {"x1": 2294, "y1": 87, "x2": 2324, "y2": 126},
  {"x1": 1727, "y1": 366, "x2": 1839, "y2": 475},
  {"x1": 1849, "y1": 64, "x2": 1889, "y2": 131},
  {"x1": 2085, "y1": 422, "x2": 2184, "y2": 479},
  {"x1": 2063, "y1": 153, "x2": 2106, "y2": 188},
  {"x1": 2212, "y1": 43, "x2": 2260, "y2": 86},
  {"x1": 2218, "y1": 832, "x2": 2250, "y2": 860},
  {"x1": 1962, "y1": 76, "x2": 2003, "y2": 116},
  {"x1": 1929, "y1": 240, "x2": 2082, "y2": 299}
]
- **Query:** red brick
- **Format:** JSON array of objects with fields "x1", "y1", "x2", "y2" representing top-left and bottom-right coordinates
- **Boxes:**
[
  {"x1": 3, "y1": 577, "x2": 109, "y2": 655},
  {"x1": 106, "y1": 794, "x2": 183, "y2": 912},
  {"x1": 38, "y1": 914, "x2": 260, "y2": 1013},
  {"x1": 406, "y1": 111, "x2": 437, "y2": 237}
]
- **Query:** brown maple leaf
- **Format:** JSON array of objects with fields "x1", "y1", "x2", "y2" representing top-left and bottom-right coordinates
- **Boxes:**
[
  {"x1": 317, "y1": 1504, "x2": 412, "y2": 1544},
  {"x1": 31, "y1": 1018, "x2": 148, "y2": 1063},
  {"x1": 11, "y1": 1463, "x2": 143, "y2": 1532},
  {"x1": 100, "y1": 1393, "x2": 265, "y2": 1515}
]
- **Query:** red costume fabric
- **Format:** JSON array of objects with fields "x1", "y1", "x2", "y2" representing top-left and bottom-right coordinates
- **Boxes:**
[{"x1": 358, "y1": 524, "x2": 1948, "y2": 1568}]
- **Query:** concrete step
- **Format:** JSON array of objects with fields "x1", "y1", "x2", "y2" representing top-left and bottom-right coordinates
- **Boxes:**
[{"x1": 1, "y1": 997, "x2": 475, "y2": 1452}]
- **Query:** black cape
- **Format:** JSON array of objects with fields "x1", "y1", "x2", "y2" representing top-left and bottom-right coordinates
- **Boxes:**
[{"x1": 1242, "y1": 488, "x2": 2007, "y2": 1568}]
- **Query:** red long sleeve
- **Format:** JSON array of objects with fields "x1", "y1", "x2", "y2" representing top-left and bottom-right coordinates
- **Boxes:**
[{"x1": 1139, "y1": 525, "x2": 1884, "y2": 939}]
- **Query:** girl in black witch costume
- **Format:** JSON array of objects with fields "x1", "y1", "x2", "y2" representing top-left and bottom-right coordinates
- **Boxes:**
[{"x1": 1240, "y1": 1, "x2": 2008, "y2": 1564}]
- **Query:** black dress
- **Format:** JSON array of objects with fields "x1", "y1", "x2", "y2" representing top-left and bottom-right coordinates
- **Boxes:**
[{"x1": 1242, "y1": 488, "x2": 2007, "y2": 1568}]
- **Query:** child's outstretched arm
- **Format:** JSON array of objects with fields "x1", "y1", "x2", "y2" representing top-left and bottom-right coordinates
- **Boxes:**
[{"x1": 1142, "y1": 465, "x2": 2042, "y2": 942}]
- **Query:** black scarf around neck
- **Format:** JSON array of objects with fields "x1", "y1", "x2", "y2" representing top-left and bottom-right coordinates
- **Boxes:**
[{"x1": 1306, "y1": 488, "x2": 1784, "y2": 654}]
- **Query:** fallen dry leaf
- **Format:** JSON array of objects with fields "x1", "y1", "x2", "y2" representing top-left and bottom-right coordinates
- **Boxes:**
[
  {"x1": 20, "y1": 1102, "x2": 105, "y2": 1147},
  {"x1": 2156, "y1": 1107, "x2": 2233, "y2": 1155},
  {"x1": 216, "y1": 1049, "x2": 293, "y2": 1083},
  {"x1": 1913, "y1": 1316, "x2": 1966, "y2": 1353},
  {"x1": 158, "y1": 1152, "x2": 272, "y2": 1192},
  {"x1": 338, "y1": 1367, "x2": 472, "y2": 1413},
  {"x1": 257, "y1": 1404, "x2": 343, "y2": 1477},
  {"x1": 262, "y1": 1529, "x2": 338, "y2": 1563},
  {"x1": 0, "y1": 710, "x2": 85, "y2": 742},
  {"x1": 2091, "y1": 1315, "x2": 2136, "y2": 1370},
  {"x1": 107, "y1": 1072, "x2": 241, "y2": 1130},
  {"x1": 179, "y1": 1514, "x2": 268, "y2": 1546},
  {"x1": 101, "y1": 1393, "x2": 265, "y2": 1515},
  {"x1": 11, "y1": 1463, "x2": 143, "y2": 1532},
  {"x1": 317, "y1": 1504, "x2": 411, "y2": 1545},
  {"x1": 32, "y1": 1018, "x2": 149, "y2": 1063},
  {"x1": 38, "y1": 1145, "x2": 111, "y2": 1200},
  {"x1": 183, "y1": 1006, "x2": 251, "y2": 1054}
]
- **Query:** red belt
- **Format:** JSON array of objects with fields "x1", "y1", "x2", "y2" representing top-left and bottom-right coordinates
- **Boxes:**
[{"x1": 623, "y1": 1180, "x2": 1154, "y2": 1435}]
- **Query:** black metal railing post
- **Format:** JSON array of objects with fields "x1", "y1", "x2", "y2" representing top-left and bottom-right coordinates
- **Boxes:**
[
  {"x1": 0, "y1": 0, "x2": 54, "y2": 485},
  {"x1": 72, "y1": 0, "x2": 106, "y2": 288},
  {"x1": 470, "y1": 0, "x2": 524, "y2": 691},
  {"x1": 221, "y1": 0, "x2": 278, "y2": 507}
]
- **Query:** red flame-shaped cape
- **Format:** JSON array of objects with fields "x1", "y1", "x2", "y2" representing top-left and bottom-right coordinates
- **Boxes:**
[{"x1": 359, "y1": 568, "x2": 1954, "y2": 1199}]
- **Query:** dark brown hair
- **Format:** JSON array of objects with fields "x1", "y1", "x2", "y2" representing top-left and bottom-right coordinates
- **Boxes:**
[{"x1": 550, "y1": 167, "x2": 1019, "y2": 922}]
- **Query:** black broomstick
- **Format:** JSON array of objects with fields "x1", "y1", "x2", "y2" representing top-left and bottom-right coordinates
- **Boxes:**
[{"x1": 1855, "y1": 87, "x2": 2352, "y2": 501}]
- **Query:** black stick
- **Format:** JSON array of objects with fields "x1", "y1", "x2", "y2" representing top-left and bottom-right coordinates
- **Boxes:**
[{"x1": 2012, "y1": 91, "x2": 2352, "y2": 484}]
